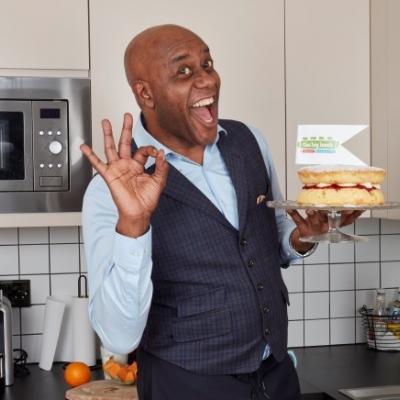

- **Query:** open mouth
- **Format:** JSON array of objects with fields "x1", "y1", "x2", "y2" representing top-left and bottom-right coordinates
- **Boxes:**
[{"x1": 190, "y1": 96, "x2": 216, "y2": 126}]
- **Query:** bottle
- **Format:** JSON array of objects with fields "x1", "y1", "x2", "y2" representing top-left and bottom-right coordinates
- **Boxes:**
[
  {"x1": 373, "y1": 289, "x2": 387, "y2": 334},
  {"x1": 388, "y1": 288, "x2": 400, "y2": 320},
  {"x1": 374, "y1": 289, "x2": 387, "y2": 316}
]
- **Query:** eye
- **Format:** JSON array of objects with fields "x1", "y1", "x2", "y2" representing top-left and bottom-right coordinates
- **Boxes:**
[
  {"x1": 204, "y1": 59, "x2": 213, "y2": 69},
  {"x1": 178, "y1": 66, "x2": 192, "y2": 76}
]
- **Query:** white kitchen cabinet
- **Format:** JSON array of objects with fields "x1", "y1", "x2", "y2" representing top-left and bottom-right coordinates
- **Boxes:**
[
  {"x1": 285, "y1": 0, "x2": 371, "y2": 201},
  {"x1": 89, "y1": 0, "x2": 287, "y2": 193},
  {"x1": 0, "y1": 0, "x2": 89, "y2": 70},
  {"x1": 371, "y1": 0, "x2": 400, "y2": 219}
]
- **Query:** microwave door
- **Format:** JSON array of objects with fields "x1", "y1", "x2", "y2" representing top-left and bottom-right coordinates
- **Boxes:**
[{"x1": 0, "y1": 101, "x2": 33, "y2": 191}]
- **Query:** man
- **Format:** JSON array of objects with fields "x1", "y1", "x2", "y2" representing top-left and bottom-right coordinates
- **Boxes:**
[{"x1": 81, "y1": 24, "x2": 361, "y2": 399}]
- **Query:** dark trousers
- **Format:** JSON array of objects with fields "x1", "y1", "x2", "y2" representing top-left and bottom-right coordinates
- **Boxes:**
[{"x1": 137, "y1": 349, "x2": 301, "y2": 400}]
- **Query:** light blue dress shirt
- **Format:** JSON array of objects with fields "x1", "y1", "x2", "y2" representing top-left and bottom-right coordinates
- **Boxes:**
[{"x1": 82, "y1": 118, "x2": 301, "y2": 357}]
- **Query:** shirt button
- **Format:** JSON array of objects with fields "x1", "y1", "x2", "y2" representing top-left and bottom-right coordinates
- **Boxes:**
[
  {"x1": 257, "y1": 283, "x2": 264, "y2": 291},
  {"x1": 262, "y1": 305, "x2": 270, "y2": 314},
  {"x1": 240, "y1": 238, "x2": 248, "y2": 246},
  {"x1": 264, "y1": 328, "x2": 271, "y2": 336},
  {"x1": 248, "y1": 259, "x2": 255, "y2": 268}
]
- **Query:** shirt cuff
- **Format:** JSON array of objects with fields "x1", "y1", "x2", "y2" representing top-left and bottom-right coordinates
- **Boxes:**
[
  {"x1": 112, "y1": 227, "x2": 152, "y2": 271},
  {"x1": 288, "y1": 228, "x2": 318, "y2": 258}
]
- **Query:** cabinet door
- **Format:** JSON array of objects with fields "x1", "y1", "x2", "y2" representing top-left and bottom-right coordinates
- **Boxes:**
[
  {"x1": 89, "y1": 0, "x2": 287, "y2": 193},
  {"x1": 371, "y1": 0, "x2": 400, "y2": 219},
  {"x1": 0, "y1": 0, "x2": 89, "y2": 70},
  {"x1": 285, "y1": 0, "x2": 370, "y2": 201}
]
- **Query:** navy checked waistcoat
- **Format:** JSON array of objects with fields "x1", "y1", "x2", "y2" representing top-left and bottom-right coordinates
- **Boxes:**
[{"x1": 138, "y1": 119, "x2": 290, "y2": 375}]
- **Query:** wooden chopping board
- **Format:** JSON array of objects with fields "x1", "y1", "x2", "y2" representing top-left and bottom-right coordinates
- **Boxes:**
[{"x1": 65, "y1": 380, "x2": 138, "y2": 400}]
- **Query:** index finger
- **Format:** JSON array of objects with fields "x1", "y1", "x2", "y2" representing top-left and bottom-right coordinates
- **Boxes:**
[
  {"x1": 118, "y1": 113, "x2": 134, "y2": 159},
  {"x1": 80, "y1": 144, "x2": 108, "y2": 176}
]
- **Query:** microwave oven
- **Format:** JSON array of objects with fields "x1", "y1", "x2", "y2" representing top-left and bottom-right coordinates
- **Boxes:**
[{"x1": 0, "y1": 77, "x2": 92, "y2": 213}]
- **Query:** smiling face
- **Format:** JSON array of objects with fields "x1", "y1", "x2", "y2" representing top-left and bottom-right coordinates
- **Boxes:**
[{"x1": 125, "y1": 26, "x2": 221, "y2": 161}]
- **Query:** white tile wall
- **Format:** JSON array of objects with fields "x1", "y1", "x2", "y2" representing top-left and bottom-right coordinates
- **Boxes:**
[
  {"x1": 330, "y1": 264, "x2": 354, "y2": 291},
  {"x1": 0, "y1": 226, "x2": 85, "y2": 362},
  {"x1": 305, "y1": 319, "x2": 329, "y2": 346},
  {"x1": 0, "y1": 246, "x2": 19, "y2": 275},
  {"x1": 2, "y1": 218, "x2": 400, "y2": 361},
  {"x1": 304, "y1": 264, "x2": 329, "y2": 292}
]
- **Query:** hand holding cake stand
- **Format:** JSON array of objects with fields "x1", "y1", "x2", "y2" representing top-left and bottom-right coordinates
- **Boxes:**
[
  {"x1": 268, "y1": 165, "x2": 399, "y2": 244},
  {"x1": 267, "y1": 201, "x2": 400, "y2": 243}
]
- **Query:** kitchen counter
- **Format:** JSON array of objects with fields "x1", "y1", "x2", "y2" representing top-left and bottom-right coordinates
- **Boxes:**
[
  {"x1": 2, "y1": 345, "x2": 400, "y2": 399},
  {"x1": 296, "y1": 344, "x2": 400, "y2": 399}
]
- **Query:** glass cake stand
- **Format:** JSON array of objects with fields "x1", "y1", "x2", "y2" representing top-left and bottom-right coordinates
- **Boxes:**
[{"x1": 267, "y1": 200, "x2": 400, "y2": 243}]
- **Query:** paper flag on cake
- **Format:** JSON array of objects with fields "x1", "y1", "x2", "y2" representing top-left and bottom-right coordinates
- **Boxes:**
[{"x1": 295, "y1": 124, "x2": 368, "y2": 166}]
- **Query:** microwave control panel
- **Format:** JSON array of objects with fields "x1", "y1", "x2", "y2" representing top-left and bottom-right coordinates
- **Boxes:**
[{"x1": 32, "y1": 100, "x2": 69, "y2": 191}]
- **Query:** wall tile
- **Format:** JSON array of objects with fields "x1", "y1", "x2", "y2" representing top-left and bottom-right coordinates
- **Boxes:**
[
  {"x1": 0, "y1": 246, "x2": 18, "y2": 275},
  {"x1": 21, "y1": 305, "x2": 45, "y2": 334},
  {"x1": 50, "y1": 244, "x2": 79, "y2": 274},
  {"x1": 288, "y1": 320, "x2": 304, "y2": 348},
  {"x1": 80, "y1": 244, "x2": 87, "y2": 273},
  {"x1": 330, "y1": 291, "x2": 355, "y2": 318},
  {"x1": 304, "y1": 264, "x2": 329, "y2": 292},
  {"x1": 0, "y1": 228, "x2": 18, "y2": 245},
  {"x1": 19, "y1": 245, "x2": 49, "y2": 274},
  {"x1": 288, "y1": 293, "x2": 303, "y2": 320},
  {"x1": 22, "y1": 334, "x2": 43, "y2": 363},
  {"x1": 330, "y1": 264, "x2": 354, "y2": 291},
  {"x1": 305, "y1": 319, "x2": 329, "y2": 346},
  {"x1": 381, "y1": 235, "x2": 400, "y2": 261},
  {"x1": 381, "y1": 219, "x2": 400, "y2": 234},
  {"x1": 79, "y1": 226, "x2": 84, "y2": 243},
  {"x1": 341, "y1": 223, "x2": 355, "y2": 234},
  {"x1": 330, "y1": 318, "x2": 355, "y2": 344},
  {"x1": 356, "y1": 289, "x2": 376, "y2": 311},
  {"x1": 305, "y1": 292, "x2": 329, "y2": 319},
  {"x1": 356, "y1": 317, "x2": 366, "y2": 343},
  {"x1": 12, "y1": 308, "x2": 21, "y2": 336},
  {"x1": 303, "y1": 242, "x2": 329, "y2": 264},
  {"x1": 355, "y1": 218, "x2": 380, "y2": 235},
  {"x1": 381, "y1": 262, "x2": 400, "y2": 289},
  {"x1": 19, "y1": 227, "x2": 48, "y2": 244},
  {"x1": 356, "y1": 263, "x2": 380, "y2": 290},
  {"x1": 330, "y1": 242, "x2": 354, "y2": 263},
  {"x1": 355, "y1": 236, "x2": 380, "y2": 262},
  {"x1": 24, "y1": 274, "x2": 50, "y2": 304},
  {"x1": 50, "y1": 227, "x2": 79, "y2": 244},
  {"x1": 51, "y1": 273, "x2": 80, "y2": 297}
]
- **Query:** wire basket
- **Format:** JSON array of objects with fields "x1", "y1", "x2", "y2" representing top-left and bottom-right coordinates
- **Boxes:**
[{"x1": 360, "y1": 307, "x2": 400, "y2": 351}]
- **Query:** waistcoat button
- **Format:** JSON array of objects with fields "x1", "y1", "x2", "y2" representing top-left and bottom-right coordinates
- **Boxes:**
[
  {"x1": 262, "y1": 305, "x2": 270, "y2": 313},
  {"x1": 257, "y1": 283, "x2": 264, "y2": 291},
  {"x1": 240, "y1": 238, "x2": 248, "y2": 246},
  {"x1": 248, "y1": 259, "x2": 255, "y2": 267},
  {"x1": 264, "y1": 328, "x2": 271, "y2": 336}
]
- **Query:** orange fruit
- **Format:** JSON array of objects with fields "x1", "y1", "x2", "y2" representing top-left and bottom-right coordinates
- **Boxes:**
[{"x1": 64, "y1": 361, "x2": 91, "y2": 387}]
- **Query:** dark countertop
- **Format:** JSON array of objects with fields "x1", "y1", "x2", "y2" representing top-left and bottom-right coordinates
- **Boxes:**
[
  {"x1": 296, "y1": 344, "x2": 400, "y2": 399},
  {"x1": 2, "y1": 344, "x2": 400, "y2": 399}
]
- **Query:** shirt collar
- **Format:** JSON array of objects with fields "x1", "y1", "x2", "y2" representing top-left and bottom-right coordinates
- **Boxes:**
[{"x1": 133, "y1": 113, "x2": 227, "y2": 166}]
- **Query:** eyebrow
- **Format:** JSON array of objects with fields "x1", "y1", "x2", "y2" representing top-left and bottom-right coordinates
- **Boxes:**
[{"x1": 170, "y1": 47, "x2": 210, "y2": 64}]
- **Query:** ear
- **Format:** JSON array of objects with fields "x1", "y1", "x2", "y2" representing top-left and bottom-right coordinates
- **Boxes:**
[{"x1": 132, "y1": 81, "x2": 154, "y2": 109}]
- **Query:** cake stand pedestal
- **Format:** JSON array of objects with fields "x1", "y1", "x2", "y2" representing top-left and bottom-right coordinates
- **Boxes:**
[{"x1": 267, "y1": 201, "x2": 400, "y2": 244}]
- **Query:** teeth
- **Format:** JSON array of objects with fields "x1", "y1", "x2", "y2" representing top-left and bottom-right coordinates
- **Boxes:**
[{"x1": 192, "y1": 97, "x2": 214, "y2": 108}]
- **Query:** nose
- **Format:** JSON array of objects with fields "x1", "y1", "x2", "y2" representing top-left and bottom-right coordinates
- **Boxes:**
[{"x1": 194, "y1": 69, "x2": 218, "y2": 89}]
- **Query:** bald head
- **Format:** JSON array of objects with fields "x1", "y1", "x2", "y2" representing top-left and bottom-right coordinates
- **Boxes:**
[{"x1": 124, "y1": 24, "x2": 203, "y2": 86}]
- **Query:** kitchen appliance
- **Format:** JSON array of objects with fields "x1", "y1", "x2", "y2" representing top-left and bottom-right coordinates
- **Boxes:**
[
  {"x1": 0, "y1": 76, "x2": 91, "y2": 212},
  {"x1": 0, "y1": 290, "x2": 13, "y2": 386},
  {"x1": 0, "y1": 352, "x2": 4, "y2": 392}
]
